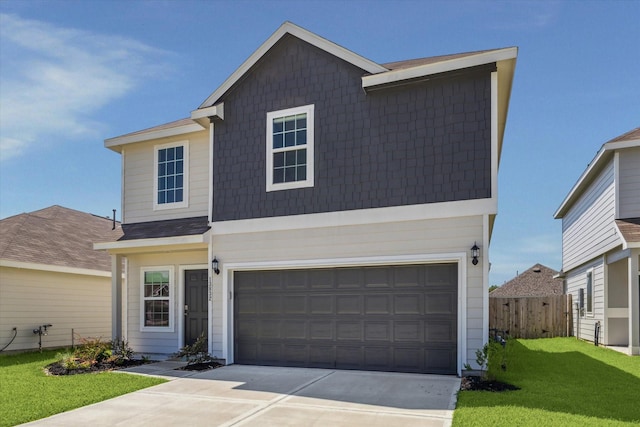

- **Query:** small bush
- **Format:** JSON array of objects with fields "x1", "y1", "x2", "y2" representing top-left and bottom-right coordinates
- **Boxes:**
[
  {"x1": 173, "y1": 332, "x2": 215, "y2": 366},
  {"x1": 50, "y1": 337, "x2": 137, "y2": 374}
]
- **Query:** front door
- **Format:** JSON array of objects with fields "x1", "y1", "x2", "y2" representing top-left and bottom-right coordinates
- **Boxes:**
[{"x1": 184, "y1": 269, "x2": 208, "y2": 346}]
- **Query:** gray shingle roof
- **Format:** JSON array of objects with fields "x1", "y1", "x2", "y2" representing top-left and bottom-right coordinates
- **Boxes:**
[
  {"x1": 0, "y1": 205, "x2": 122, "y2": 272},
  {"x1": 607, "y1": 127, "x2": 640, "y2": 143},
  {"x1": 490, "y1": 263, "x2": 563, "y2": 297},
  {"x1": 616, "y1": 217, "x2": 640, "y2": 244},
  {"x1": 118, "y1": 216, "x2": 210, "y2": 241}
]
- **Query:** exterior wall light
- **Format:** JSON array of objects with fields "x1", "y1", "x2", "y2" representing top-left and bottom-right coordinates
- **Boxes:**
[
  {"x1": 212, "y1": 257, "x2": 220, "y2": 275},
  {"x1": 471, "y1": 242, "x2": 480, "y2": 266}
]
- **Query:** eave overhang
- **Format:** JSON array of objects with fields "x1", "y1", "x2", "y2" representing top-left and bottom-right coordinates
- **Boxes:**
[
  {"x1": 94, "y1": 232, "x2": 209, "y2": 255},
  {"x1": 555, "y1": 137, "x2": 640, "y2": 219},
  {"x1": 104, "y1": 119, "x2": 206, "y2": 152}
]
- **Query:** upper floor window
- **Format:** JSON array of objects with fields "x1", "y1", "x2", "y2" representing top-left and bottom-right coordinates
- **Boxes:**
[
  {"x1": 154, "y1": 141, "x2": 189, "y2": 210},
  {"x1": 266, "y1": 104, "x2": 314, "y2": 192}
]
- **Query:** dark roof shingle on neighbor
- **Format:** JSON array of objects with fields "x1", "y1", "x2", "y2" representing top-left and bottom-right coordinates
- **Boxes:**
[
  {"x1": 490, "y1": 263, "x2": 563, "y2": 297},
  {"x1": 0, "y1": 205, "x2": 123, "y2": 272}
]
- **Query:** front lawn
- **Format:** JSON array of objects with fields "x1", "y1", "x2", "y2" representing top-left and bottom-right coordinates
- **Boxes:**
[
  {"x1": 0, "y1": 350, "x2": 166, "y2": 426},
  {"x1": 454, "y1": 338, "x2": 640, "y2": 426}
]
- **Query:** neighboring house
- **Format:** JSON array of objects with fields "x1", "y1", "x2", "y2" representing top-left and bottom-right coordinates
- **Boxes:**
[
  {"x1": 95, "y1": 22, "x2": 517, "y2": 374},
  {"x1": 555, "y1": 127, "x2": 640, "y2": 355},
  {"x1": 0, "y1": 205, "x2": 122, "y2": 352},
  {"x1": 490, "y1": 263, "x2": 563, "y2": 297}
]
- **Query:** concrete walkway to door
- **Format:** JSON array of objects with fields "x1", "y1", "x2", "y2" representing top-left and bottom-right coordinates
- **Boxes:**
[{"x1": 21, "y1": 364, "x2": 461, "y2": 427}]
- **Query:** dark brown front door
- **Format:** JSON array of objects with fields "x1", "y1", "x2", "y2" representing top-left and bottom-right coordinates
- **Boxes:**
[
  {"x1": 234, "y1": 263, "x2": 457, "y2": 374},
  {"x1": 184, "y1": 269, "x2": 208, "y2": 346}
]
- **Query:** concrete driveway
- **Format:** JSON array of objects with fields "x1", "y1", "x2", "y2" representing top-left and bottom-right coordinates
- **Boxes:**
[{"x1": 22, "y1": 363, "x2": 461, "y2": 427}]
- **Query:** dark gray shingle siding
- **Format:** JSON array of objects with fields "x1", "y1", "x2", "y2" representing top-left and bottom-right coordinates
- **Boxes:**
[{"x1": 213, "y1": 35, "x2": 492, "y2": 221}]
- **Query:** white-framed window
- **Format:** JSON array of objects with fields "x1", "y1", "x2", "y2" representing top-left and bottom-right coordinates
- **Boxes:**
[
  {"x1": 586, "y1": 271, "x2": 593, "y2": 314},
  {"x1": 140, "y1": 266, "x2": 174, "y2": 332},
  {"x1": 153, "y1": 141, "x2": 189, "y2": 210},
  {"x1": 266, "y1": 104, "x2": 314, "y2": 192}
]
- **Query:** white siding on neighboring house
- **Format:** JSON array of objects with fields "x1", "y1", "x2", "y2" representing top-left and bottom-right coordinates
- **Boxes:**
[
  {"x1": 618, "y1": 147, "x2": 640, "y2": 219},
  {"x1": 562, "y1": 159, "x2": 621, "y2": 271},
  {"x1": 565, "y1": 259, "x2": 605, "y2": 343},
  {"x1": 211, "y1": 215, "x2": 485, "y2": 366},
  {"x1": 0, "y1": 267, "x2": 111, "y2": 351},
  {"x1": 122, "y1": 131, "x2": 209, "y2": 224},
  {"x1": 124, "y1": 250, "x2": 208, "y2": 355}
]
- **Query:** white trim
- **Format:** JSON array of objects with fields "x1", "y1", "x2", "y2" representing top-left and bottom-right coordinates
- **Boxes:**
[
  {"x1": 191, "y1": 103, "x2": 224, "y2": 128},
  {"x1": 482, "y1": 214, "x2": 489, "y2": 347},
  {"x1": 362, "y1": 47, "x2": 517, "y2": 90},
  {"x1": 491, "y1": 72, "x2": 499, "y2": 200},
  {"x1": 266, "y1": 104, "x2": 315, "y2": 192},
  {"x1": 614, "y1": 151, "x2": 621, "y2": 218},
  {"x1": 94, "y1": 233, "x2": 208, "y2": 251},
  {"x1": 212, "y1": 198, "x2": 496, "y2": 235},
  {"x1": 586, "y1": 269, "x2": 594, "y2": 316},
  {"x1": 199, "y1": 22, "x2": 387, "y2": 109},
  {"x1": 221, "y1": 252, "x2": 467, "y2": 375},
  {"x1": 0, "y1": 259, "x2": 111, "y2": 277},
  {"x1": 607, "y1": 248, "x2": 631, "y2": 265},
  {"x1": 208, "y1": 122, "x2": 214, "y2": 225},
  {"x1": 105, "y1": 122, "x2": 204, "y2": 149},
  {"x1": 555, "y1": 138, "x2": 640, "y2": 218},
  {"x1": 153, "y1": 140, "x2": 190, "y2": 211},
  {"x1": 178, "y1": 264, "x2": 209, "y2": 348},
  {"x1": 140, "y1": 266, "x2": 175, "y2": 333}
]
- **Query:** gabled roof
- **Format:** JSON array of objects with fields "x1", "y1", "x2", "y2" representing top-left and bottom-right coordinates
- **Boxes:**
[
  {"x1": 196, "y1": 21, "x2": 388, "y2": 110},
  {"x1": 490, "y1": 263, "x2": 563, "y2": 297},
  {"x1": 0, "y1": 205, "x2": 122, "y2": 273},
  {"x1": 555, "y1": 127, "x2": 640, "y2": 218}
]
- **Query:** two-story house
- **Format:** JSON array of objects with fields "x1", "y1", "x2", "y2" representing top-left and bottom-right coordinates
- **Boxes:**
[
  {"x1": 96, "y1": 22, "x2": 517, "y2": 375},
  {"x1": 555, "y1": 127, "x2": 640, "y2": 355}
]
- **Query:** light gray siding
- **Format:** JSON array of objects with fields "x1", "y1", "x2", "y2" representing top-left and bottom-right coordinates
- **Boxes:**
[
  {"x1": 0, "y1": 267, "x2": 111, "y2": 351},
  {"x1": 562, "y1": 159, "x2": 621, "y2": 272},
  {"x1": 124, "y1": 250, "x2": 208, "y2": 355},
  {"x1": 618, "y1": 147, "x2": 640, "y2": 219},
  {"x1": 565, "y1": 259, "x2": 605, "y2": 343},
  {"x1": 122, "y1": 131, "x2": 209, "y2": 224}
]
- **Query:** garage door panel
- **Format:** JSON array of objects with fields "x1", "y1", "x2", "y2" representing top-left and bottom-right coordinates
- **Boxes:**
[
  {"x1": 283, "y1": 295, "x2": 306, "y2": 314},
  {"x1": 394, "y1": 294, "x2": 422, "y2": 314},
  {"x1": 365, "y1": 267, "x2": 391, "y2": 288},
  {"x1": 425, "y1": 292, "x2": 456, "y2": 314},
  {"x1": 234, "y1": 264, "x2": 457, "y2": 374},
  {"x1": 310, "y1": 321, "x2": 333, "y2": 339},
  {"x1": 336, "y1": 295, "x2": 362, "y2": 314},
  {"x1": 394, "y1": 321, "x2": 422, "y2": 341},
  {"x1": 364, "y1": 294, "x2": 391, "y2": 314},
  {"x1": 310, "y1": 295, "x2": 334, "y2": 314},
  {"x1": 336, "y1": 321, "x2": 362, "y2": 340},
  {"x1": 364, "y1": 321, "x2": 391, "y2": 341}
]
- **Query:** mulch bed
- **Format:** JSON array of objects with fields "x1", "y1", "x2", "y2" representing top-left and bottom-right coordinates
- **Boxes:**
[
  {"x1": 45, "y1": 359, "x2": 150, "y2": 376},
  {"x1": 176, "y1": 361, "x2": 224, "y2": 371},
  {"x1": 460, "y1": 376, "x2": 520, "y2": 392}
]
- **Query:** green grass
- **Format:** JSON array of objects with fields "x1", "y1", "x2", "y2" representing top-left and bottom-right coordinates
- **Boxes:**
[
  {"x1": 453, "y1": 338, "x2": 640, "y2": 426},
  {"x1": 0, "y1": 350, "x2": 166, "y2": 426}
]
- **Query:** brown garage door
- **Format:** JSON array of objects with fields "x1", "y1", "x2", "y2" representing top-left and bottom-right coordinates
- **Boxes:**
[{"x1": 234, "y1": 263, "x2": 457, "y2": 374}]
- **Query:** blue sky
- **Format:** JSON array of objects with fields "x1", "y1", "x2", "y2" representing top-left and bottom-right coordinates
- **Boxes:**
[{"x1": 0, "y1": 0, "x2": 638, "y2": 285}]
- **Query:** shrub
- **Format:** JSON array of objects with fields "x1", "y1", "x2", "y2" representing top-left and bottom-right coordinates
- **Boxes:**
[{"x1": 173, "y1": 332, "x2": 215, "y2": 366}]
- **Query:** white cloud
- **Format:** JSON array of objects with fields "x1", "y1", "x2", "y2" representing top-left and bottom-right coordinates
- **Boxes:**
[{"x1": 0, "y1": 13, "x2": 170, "y2": 161}]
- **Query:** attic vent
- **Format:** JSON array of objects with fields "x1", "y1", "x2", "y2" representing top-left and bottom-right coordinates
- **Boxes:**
[{"x1": 533, "y1": 267, "x2": 541, "y2": 273}]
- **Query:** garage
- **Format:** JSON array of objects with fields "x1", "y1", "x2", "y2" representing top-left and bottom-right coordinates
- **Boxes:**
[{"x1": 234, "y1": 263, "x2": 457, "y2": 374}]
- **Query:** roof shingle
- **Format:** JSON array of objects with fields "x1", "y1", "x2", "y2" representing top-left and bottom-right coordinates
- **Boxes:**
[
  {"x1": 490, "y1": 263, "x2": 563, "y2": 297},
  {"x1": 0, "y1": 205, "x2": 123, "y2": 272}
]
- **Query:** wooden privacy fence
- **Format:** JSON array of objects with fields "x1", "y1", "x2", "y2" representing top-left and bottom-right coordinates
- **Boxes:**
[{"x1": 489, "y1": 295, "x2": 573, "y2": 339}]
